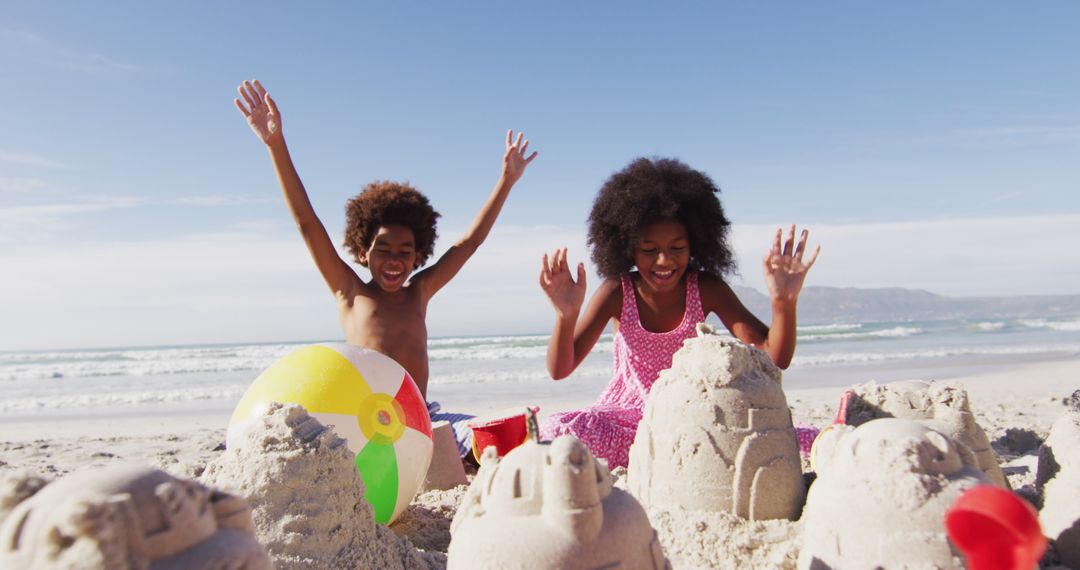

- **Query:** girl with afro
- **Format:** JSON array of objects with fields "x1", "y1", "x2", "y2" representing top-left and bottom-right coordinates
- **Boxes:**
[{"x1": 538, "y1": 157, "x2": 820, "y2": 468}]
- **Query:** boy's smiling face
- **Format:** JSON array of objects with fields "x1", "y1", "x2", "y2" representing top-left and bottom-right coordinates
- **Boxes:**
[{"x1": 359, "y1": 224, "x2": 421, "y2": 291}]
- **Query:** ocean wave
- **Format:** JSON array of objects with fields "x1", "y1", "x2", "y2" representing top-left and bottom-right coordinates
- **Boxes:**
[
  {"x1": 800, "y1": 326, "x2": 923, "y2": 342},
  {"x1": 429, "y1": 361, "x2": 611, "y2": 386},
  {"x1": 428, "y1": 334, "x2": 550, "y2": 348},
  {"x1": 429, "y1": 339, "x2": 614, "y2": 361},
  {"x1": 0, "y1": 385, "x2": 249, "y2": 413},
  {"x1": 795, "y1": 343, "x2": 1080, "y2": 366},
  {"x1": 972, "y1": 321, "x2": 1007, "y2": 331},
  {"x1": 0, "y1": 356, "x2": 280, "y2": 382},
  {"x1": 798, "y1": 323, "x2": 863, "y2": 332},
  {"x1": 1020, "y1": 318, "x2": 1080, "y2": 332}
]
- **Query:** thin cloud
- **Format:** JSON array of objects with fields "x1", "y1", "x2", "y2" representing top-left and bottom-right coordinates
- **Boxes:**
[
  {"x1": 0, "y1": 150, "x2": 68, "y2": 169},
  {"x1": 962, "y1": 125, "x2": 1080, "y2": 145},
  {"x1": 167, "y1": 195, "x2": 275, "y2": 207},
  {"x1": 0, "y1": 28, "x2": 140, "y2": 73},
  {"x1": 0, "y1": 177, "x2": 49, "y2": 194},
  {"x1": 0, "y1": 197, "x2": 143, "y2": 243},
  {"x1": 882, "y1": 123, "x2": 1080, "y2": 150},
  {"x1": 730, "y1": 214, "x2": 1080, "y2": 297}
]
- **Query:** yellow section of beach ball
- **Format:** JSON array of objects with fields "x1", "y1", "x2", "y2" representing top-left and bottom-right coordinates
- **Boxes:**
[{"x1": 230, "y1": 345, "x2": 373, "y2": 425}]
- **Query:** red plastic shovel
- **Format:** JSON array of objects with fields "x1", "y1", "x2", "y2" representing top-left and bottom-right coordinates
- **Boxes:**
[{"x1": 945, "y1": 485, "x2": 1046, "y2": 570}]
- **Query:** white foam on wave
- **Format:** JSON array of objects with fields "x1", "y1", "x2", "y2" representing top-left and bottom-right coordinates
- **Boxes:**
[
  {"x1": 429, "y1": 338, "x2": 614, "y2": 361},
  {"x1": 1020, "y1": 318, "x2": 1080, "y2": 332},
  {"x1": 972, "y1": 321, "x2": 1007, "y2": 331},
  {"x1": 800, "y1": 326, "x2": 923, "y2": 342},
  {"x1": 427, "y1": 334, "x2": 550, "y2": 347},
  {"x1": 0, "y1": 344, "x2": 297, "y2": 381},
  {"x1": 794, "y1": 342, "x2": 1080, "y2": 366},
  {"x1": 0, "y1": 385, "x2": 249, "y2": 413},
  {"x1": 798, "y1": 323, "x2": 863, "y2": 332}
]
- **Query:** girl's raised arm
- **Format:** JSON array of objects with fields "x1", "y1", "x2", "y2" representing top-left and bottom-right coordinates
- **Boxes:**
[
  {"x1": 703, "y1": 225, "x2": 819, "y2": 369},
  {"x1": 540, "y1": 249, "x2": 620, "y2": 379}
]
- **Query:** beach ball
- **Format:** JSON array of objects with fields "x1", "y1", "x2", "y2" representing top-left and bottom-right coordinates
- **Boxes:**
[{"x1": 227, "y1": 343, "x2": 433, "y2": 524}]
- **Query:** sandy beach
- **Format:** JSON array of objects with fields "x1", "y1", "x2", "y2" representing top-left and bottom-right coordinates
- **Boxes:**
[{"x1": 2, "y1": 351, "x2": 1077, "y2": 568}]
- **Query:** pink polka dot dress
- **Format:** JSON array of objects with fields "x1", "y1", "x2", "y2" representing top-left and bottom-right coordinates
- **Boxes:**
[{"x1": 540, "y1": 271, "x2": 704, "y2": 468}]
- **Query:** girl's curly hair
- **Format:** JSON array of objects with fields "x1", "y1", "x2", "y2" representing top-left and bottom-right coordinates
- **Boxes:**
[
  {"x1": 343, "y1": 181, "x2": 440, "y2": 268},
  {"x1": 588, "y1": 157, "x2": 736, "y2": 280}
]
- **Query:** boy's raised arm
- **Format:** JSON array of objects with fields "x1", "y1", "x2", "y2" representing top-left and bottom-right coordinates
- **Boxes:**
[
  {"x1": 235, "y1": 80, "x2": 359, "y2": 298},
  {"x1": 415, "y1": 130, "x2": 538, "y2": 299}
]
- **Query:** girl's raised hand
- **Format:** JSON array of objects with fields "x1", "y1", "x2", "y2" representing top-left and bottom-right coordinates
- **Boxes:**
[
  {"x1": 502, "y1": 130, "x2": 539, "y2": 184},
  {"x1": 539, "y1": 248, "x2": 587, "y2": 317},
  {"x1": 234, "y1": 79, "x2": 282, "y2": 145},
  {"x1": 763, "y1": 225, "x2": 820, "y2": 302}
]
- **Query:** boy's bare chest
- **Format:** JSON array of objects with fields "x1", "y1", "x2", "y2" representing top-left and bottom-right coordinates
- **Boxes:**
[{"x1": 341, "y1": 294, "x2": 425, "y2": 333}]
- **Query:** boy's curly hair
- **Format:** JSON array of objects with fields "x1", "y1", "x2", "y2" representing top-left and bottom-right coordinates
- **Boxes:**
[
  {"x1": 588, "y1": 157, "x2": 736, "y2": 280},
  {"x1": 343, "y1": 181, "x2": 440, "y2": 268}
]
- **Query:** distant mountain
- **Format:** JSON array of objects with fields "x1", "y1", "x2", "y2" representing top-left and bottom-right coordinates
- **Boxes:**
[{"x1": 731, "y1": 285, "x2": 1080, "y2": 324}]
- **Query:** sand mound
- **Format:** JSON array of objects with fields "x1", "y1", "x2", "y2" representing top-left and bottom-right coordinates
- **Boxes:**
[
  {"x1": 1037, "y1": 411, "x2": 1080, "y2": 567},
  {"x1": 0, "y1": 471, "x2": 49, "y2": 526},
  {"x1": 800, "y1": 418, "x2": 989, "y2": 569},
  {"x1": 389, "y1": 484, "x2": 469, "y2": 553},
  {"x1": 449, "y1": 436, "x2": 667, "y2": 569},
  {"x1": 647, "y1": 508, "x2": 802, "y2": 569},
  {"x1": 0, "y1": 463, "x2": 269, "y2": 569},
  {"x1": 842, "y1": 379, "x2": 1007, "y2": 487},
  {"x1": 627, "y1": 325, "x2": 804, "y2": 522},
  {"x1": 200, "y1": 402, "x2": 441, "y2": 570}
]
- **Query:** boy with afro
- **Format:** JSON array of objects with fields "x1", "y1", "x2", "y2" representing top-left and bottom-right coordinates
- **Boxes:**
[{"x1": 235, "y1": 79, "x2": 537, "y2": 456}]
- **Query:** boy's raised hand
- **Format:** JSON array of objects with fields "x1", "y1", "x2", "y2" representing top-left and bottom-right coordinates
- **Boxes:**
[
  {"x1": 763, "y1": 225, "x2": 820, "y2": 303},
  {"x1": 502, "y1": 130, "x2": 538, "y2": 184},
  {"x1": 234, "y1": 79, "x2": 282, "y2": 145},
  {"x1": 540, "y1": 248, "x2": 587, "y2": 318}
]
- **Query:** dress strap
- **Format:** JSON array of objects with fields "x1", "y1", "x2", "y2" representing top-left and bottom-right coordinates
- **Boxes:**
[
  {"x1": 682, "y1": 271, "x2": 706, "y2": 331},
  {"x1": 619, "y1": 274, "x2": 640, "y2": 330}
]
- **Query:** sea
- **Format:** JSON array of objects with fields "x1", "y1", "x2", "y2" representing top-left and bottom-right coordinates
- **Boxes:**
[{"x1": 2, "y1": 315, "x2": 1079, "y2": 422}]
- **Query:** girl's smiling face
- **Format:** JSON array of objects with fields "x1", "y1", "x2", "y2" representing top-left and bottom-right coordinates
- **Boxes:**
[
  {"x1": 360, "y1": 224, "x2": 420, "y2": 291},
  {"x1": 634, "y1": 218, "x2": 691, "y2": 293}
]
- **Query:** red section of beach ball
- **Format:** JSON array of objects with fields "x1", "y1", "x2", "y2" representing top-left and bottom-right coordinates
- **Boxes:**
[{"x1": 394, "y1": 371, "x2": 433, "y2": 439}]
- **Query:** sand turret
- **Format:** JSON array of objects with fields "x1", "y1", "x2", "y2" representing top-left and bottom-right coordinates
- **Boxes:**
[
  {"x1": 840, "y1": 379, "x2": 1006, "y2": 487},
  {"x1": 1037, "y1": 411, "x2": 1080, "y2": 566},
  {"x1": 448, "y1": 435, "x2": 668, "y2": 569},
  {"x1": 626, "y1": 324, "x2": 805, "y2": 521},
  {"x1": 0, "y1": 464, "x2": 269, "y2": 569},
  {"x1": 799, "y1": 418, "x2": 990, "y2": 569}
]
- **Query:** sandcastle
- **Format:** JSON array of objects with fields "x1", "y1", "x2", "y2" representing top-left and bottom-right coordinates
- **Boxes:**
[
  {"x1": 201, "y1": 402, "x2": 439, "y2": 570},
  {"x1": 0, "y1": 464, "x2": 270, "y2": 569},
  {"x1": 799, "y1": 418, "x2": 990, "y2": 569},
  {"x1": 838, "y1": 379, "x2": 1007, "y2": 487},
  {"x1": 447, "y1": 435, "x2": 668, "y2": 569},
  {"x1": 1037, "y1": 411, "x2": 1080, "y2": 567},
  {"x1": 626, "y1": 324, "x2": 805, "y2": 521}
]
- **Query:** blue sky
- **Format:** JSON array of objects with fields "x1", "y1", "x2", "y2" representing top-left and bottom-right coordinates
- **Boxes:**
[{"x1": 1, "y1": 2, "x2": 1078, "y2": 350}]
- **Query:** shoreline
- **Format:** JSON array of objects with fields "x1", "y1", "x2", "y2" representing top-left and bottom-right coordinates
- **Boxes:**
[{"x1": 2, "y1": 352, "x2": 1075, "y2": 449}]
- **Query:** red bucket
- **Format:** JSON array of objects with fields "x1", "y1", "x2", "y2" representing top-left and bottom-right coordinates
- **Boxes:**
[{"x1": 468, "y1": 407, "x2": 539, "y2": 463}]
